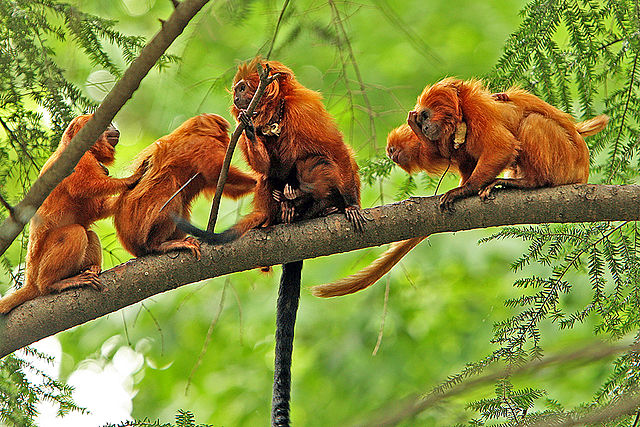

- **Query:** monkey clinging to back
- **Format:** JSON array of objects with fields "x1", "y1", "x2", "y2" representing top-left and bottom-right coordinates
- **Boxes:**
[{"x1": 311, "y1": 78, "x2": 608, "y2": 298}]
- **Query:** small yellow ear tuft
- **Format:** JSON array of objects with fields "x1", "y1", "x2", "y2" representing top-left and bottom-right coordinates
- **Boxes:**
[{"x1": 453, "y1": 121, "x2": 467, "y2": 150}]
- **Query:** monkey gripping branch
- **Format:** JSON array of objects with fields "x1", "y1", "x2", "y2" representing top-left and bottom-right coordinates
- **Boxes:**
[{"x1": 0, "y1": 183, "x2": 639, "y2": 357}]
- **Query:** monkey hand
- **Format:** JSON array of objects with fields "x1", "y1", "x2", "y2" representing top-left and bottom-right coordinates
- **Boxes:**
[
  {"x1": 345, "y1": 205, "x2": 366, "y2": 231},
  {"x1": 491, "y1": 92, "x2": 510, "y2": 102},
  {"x1": 407, "y1": 110, "x2": 431, "y2": 146},
  {"x1": 283, "y1": 184, "x2": 303, "y2": 200},
  {"x1": 238, "y1": 110, "x2": 258, "y2": 143},
  {"x1": 407, "y1": 110, "x2": 421, "y2": 137},
  {"x1": 272, "y1": 189, "x2": 285, "y2": 202},
  {"x1": 122, "y1": 173, "x2": 142, "y2": 190}
]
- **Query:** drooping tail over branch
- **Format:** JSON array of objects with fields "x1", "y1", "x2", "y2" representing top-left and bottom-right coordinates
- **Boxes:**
[{"x1": 311, "y1": 236, "x2": 424, "y2": 297}]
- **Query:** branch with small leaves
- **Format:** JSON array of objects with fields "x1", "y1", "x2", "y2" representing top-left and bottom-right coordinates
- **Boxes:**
[
  {"x1": 0, "y1": 0, "x2": 212, "y2": 256},
  {"x1": 206, "y1": 63, "x2": 280, "y2": 232}
]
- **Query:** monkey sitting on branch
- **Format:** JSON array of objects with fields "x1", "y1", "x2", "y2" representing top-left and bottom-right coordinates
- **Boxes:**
[
  {"x1": 175, "y1": 58, "x2": 365, "y2": 427},
  {"x1": 111, "y1": 113, "x2": 256, "y2": 258},
  {"x1": 0, "y1": 115, "x2": 138, "y2": 313}
]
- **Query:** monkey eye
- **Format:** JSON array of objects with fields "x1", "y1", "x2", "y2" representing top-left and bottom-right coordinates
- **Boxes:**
[
  {"x1": 234, "y1": 80, "x2": 247, "y2": 92},
  {"x1": 387, "y1": 146, "x2": 395, "y2": 155},
  {"x1": 420, "y1": 110, "x2": 430, "y2": 122}
]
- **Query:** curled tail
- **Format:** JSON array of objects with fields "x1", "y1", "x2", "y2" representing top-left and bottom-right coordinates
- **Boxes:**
[
  {"x1": 576, "y1": 115, "x2": 609, "y2": 136},
  {"x1": 0, "y1": 285, "x2": 39, "y2": 314},
  {"x1": 311, "y1": 236, "x2": 425, "y2": 298}
]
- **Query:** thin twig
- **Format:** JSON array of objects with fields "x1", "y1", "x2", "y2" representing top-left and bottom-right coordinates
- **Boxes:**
[
  {"x1": 266, "y1": 0, "x2": 291, "y2": 60},
  {"x1": 328, "y1": 0, "x2": 377, "y2": 153},
  {"x1": 185, "y1": 278, "x2": 228, "y2": 395},
  {"x1": 206, "y1": 63, "x2": 278, "y2": 232},
  {"x1": 0, "y1": 194, "x2": 13, "y2": 215},
  {"x1": 158, "y1": 172, "x2": 200, "y2": 213},
  {"x1": 141, "y1": 302, "x2": 165, "y2": 357},
  {"x1": 372, "y1": 276, "x2": 390, "y2": 356}
]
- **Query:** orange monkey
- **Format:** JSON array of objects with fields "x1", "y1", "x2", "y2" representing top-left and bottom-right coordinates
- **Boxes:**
[
  {"x1": 111, "y1": 114, "x2": 256, "y2": 258},
  {"x1": 0, "y1": 115, "x2": 137, "y2": 313},
  {"x1": 312, "y1": 78, "x2": 608, "y2": 297},
  {"x1": 177, "y1": 59, "x2": 364, "y2": 242}
]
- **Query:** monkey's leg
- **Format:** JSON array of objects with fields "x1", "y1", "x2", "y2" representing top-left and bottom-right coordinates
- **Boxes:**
[
  {"x1": 146, "y1": 218, "x2": 201, "y2": 258},
  {"x1": 38, "y1": 225, "x2": 102, "y2": 293},
  {"x1": 440, "y1": 132, "x2": 518, "y2": 211}
]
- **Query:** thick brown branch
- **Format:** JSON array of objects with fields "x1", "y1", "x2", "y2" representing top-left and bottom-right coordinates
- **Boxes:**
[
  {"x1": 1, "y1": 184, "x2": 639, "y2": 356},
  {"x1": 0, "y1": 0, "x2": 211, "y2": 256}
]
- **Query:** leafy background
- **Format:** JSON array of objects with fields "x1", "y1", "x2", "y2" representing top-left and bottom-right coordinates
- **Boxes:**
[{"x1": 2, "y1": 0, "x2": 638, "y2": 425}]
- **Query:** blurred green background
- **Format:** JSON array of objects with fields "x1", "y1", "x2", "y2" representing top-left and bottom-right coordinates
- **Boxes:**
[{"x1": 3, "y1": 0, "x2": 620, "y2": 425}]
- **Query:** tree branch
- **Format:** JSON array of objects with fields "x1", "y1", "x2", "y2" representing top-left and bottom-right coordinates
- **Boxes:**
[
  {"x1": 1, "y1": 184, "x2": 639, "y2": 357},
  {"x1": 0, "y1": 0, "x2": 211, "y2": 256}
]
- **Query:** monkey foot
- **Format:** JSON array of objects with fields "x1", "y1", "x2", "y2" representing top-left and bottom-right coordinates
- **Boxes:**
[
  {"x1": 281, "y1": 201, "x2": 295, "y2": 224},
  {"x1": 157, "y1": 237, "x2": 201, "y2": 259},
  {"x1": 491, "y1": 92, "x2": 510, "y2": 102},
  {"x1": 439, "y1": 191, "x2": 458, "y2": 212},
  {"x1": 272, "y1": 189, "x2": 285, "y2": 202},
  {"x1": 345, "y1": 205, "x2": 366, "y2": 231},
  {"x1": 478, "y1": 184, "x2": 497, "y2": 201},
  {"x1": 52, "y1": 266, "x2": 103, "y2": 293},
  {"x1": 322, "y1": 206, "x2": 340, "y2": 216}
]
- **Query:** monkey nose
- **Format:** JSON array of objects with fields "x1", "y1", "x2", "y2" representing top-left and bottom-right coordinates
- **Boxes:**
[{"x1": 106, "y1": 129, "x2": 120, "y2": 146}]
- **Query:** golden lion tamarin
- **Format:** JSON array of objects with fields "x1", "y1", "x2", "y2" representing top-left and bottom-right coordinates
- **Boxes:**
[
  {"x1": 111, "y1": 113, "x2": 256, "y2": 258},
  {"x1": 311, "y1": 78, "x2": 608, "y2": 298},
  {"x1": 0, "y1": 115, "x2": 136, "y2": 313}
]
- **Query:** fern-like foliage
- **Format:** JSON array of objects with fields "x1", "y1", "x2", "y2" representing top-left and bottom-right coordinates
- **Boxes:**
[
  {"x1": 0, "y1": 347, "x2": 85, "y2": 426},
  {"x1": 425, "y1": 0, "x2": 640, "y2": 423},
  {"x1": 101, "y1": 410, "x2": 212, "y2": 427},
  {"x1": 0, "y1": 0, "x2": 178, "y2": 210},
  {"x1": 0, "y1": 1, "x2": 179, "y2": 424}
]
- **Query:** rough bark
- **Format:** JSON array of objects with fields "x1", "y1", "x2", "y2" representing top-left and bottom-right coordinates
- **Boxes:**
[
  {"x1": 1, "y1": 183, "x2": 639, "y2": 357},
  {"x1": 0, "y1": 0, "x2": 211, "y2": 256}
]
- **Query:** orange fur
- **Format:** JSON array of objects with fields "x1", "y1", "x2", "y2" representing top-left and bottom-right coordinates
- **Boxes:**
[
  {"x1": 111, "y1": 114, "x2": 256, "y2": 257},
  {"x1": 233, "y1": 59, "x2": 362, "y2": 232},
  {"x1": 312, "y1": 78, "x2": 608, "y2": 297},
  {"x1": 0, "y1": 115, "x2": 135, "y2": 313},
  {"x1": 178, "y1": 59, "x2": 363, "y2": 242}
]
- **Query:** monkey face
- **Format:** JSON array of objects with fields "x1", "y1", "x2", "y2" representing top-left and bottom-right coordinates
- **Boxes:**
[
  {"x1": 104, "y1": 124, "x2": 120, "y2": 147},
  {"x1": 410, "y1": 109, "x2": 443, "y2": 142},
  {"x1": 233, "y1": 79, "x2": 255, "y2": 110},
  {"x1": 387, "y1": 125, "x2": 420, "y2": 174},
  {"x1": 91, "y1": 123, "x2": 119, "y2": 164}
]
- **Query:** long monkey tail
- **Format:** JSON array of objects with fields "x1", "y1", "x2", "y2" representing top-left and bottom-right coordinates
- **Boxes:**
[
  {"x1": 0, "y1": 285, "x2": 40, "y2": 314},
  {"x1": 311, "y1": 236, "x2": 425, "y2": 298},
  {"x1": 271, "y1": 260, "x2": 303, "y2": 427},
  {"x1": 576, "y1": 114, "x2": 609, "y2": 137}
]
